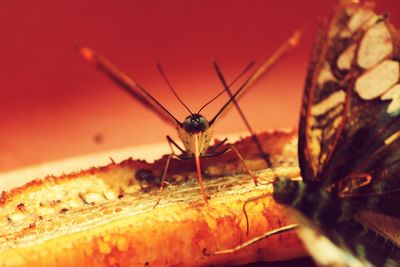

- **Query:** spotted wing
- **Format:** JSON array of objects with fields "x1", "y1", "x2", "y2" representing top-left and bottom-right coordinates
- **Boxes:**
[{"x1": 298, "y1": 1, "x2": 400, "y2": 192}]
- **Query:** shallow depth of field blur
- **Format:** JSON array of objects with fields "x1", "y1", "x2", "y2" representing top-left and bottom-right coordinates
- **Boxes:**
[{"x1": 1, "y1": 0, "x2": 399, "y2": 172}]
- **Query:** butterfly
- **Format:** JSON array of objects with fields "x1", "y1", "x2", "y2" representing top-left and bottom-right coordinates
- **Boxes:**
[
  {"x1": 209, "y1": 0, "x2": 400, "y2": 266},
  {"x1": 273, "y1": 0, "x2": 400, "y2": 266}
]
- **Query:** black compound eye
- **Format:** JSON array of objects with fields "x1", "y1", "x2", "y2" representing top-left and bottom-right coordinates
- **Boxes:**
[{"x1": 182, "y1": 114, "x2": 209, "y2": 133}]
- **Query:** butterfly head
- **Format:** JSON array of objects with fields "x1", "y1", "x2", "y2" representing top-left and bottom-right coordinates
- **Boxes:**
[
  {"x1": 182, "y1": 114, "x2": 210, "y2": 134},
  {"x1": 273, "y1": 177, "x2": 301, "y2": 205}
]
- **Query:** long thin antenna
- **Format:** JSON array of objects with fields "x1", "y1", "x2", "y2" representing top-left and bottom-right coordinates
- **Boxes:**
[
  {"x1": 241, "y1": 29, "x2": 302, "y2": 95},
  {"x1": 212, "y1": 59, "x2": 272, "y2": 167},
  {"x1": 76, "y1": 44, "x2": 182, "y2": 126},
  {"x1": 156, "y1": 63, "x2": 193, "y2": 115},
  {"x1": 209, "y1": 68, "x2": 256, "y2": 126},
  {"x1": 197, "y1": 61, "x2": 255, "y2": 114},
  {"x1": 209, "y1": 29, "x2": 302, "y2": 126}
]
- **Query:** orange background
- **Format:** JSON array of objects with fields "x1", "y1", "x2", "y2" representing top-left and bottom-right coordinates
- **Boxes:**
[{"x1": 1, "y1": 0, "x2": 399, "y2": 172}]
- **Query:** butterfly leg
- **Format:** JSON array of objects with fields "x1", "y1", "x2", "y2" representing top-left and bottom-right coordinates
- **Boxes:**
[
  {"x1": 243, "y1": 193, "x2": 273, "y2": 235},
  {"x1": 203, "y1": 223, "x2": 298, "y2": 256},
  {"x1": 337, "y1": 173, "x2": 372, "y2": 197}
]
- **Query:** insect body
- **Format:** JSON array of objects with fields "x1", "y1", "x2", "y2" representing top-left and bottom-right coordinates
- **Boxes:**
[
  {"x1": 76, "y1": 31, "x2": 300, "y2": 205},
  {"x1": 76, "y1": 47, "x2": 259, "y2": 204}
]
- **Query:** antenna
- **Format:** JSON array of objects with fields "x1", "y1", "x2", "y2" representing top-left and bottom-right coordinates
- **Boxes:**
[
  {"x1": 156, "y1": 63, "x2": 193, "y2": 115},
  {"x1": 209, "y1": 69, "x2": 255, "y2": 126},
  {"x1": 208, "y1": 29, "x2": 302, "y2": 125},
  {"x1": 212, "y1": 59, "x2": 272, "y2": 166},
  {"x1": 197, "y1": 61, "x2": 255, "y2": 114}
]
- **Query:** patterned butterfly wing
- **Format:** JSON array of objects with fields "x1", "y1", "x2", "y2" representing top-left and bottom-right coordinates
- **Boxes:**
[
  {"x1": 299, "y1": 0, "x2": 400, "y2": 199},
  {"x1": 289, "y1": 0, "x2": 400, "y2": 266}
]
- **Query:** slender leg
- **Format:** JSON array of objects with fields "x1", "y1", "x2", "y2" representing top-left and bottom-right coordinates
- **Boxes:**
[
  {"x1": 202, "y1": 145, "x2": 260, "y2": 186},
  {"x1": 153, "y1": 154, "x2": 173, "y2": 208},
  {"x1": 161, "y1": 136, "x2": 259, "y2": 206},
  {"x1": 208, "y1": 138, "x2": 228, "y2": 153},
  {"x1": 154, "y1": 136, "x2": 188, "y2": 208},
  {"x1": 229, "y1": 145, "x2": 260, "y2": 186},
  {"x1": 166, "y1": 135, "x2": 185, "y2": 155},
  {"x1": 203, "y1": 224, "x2": 298, "y2": 256},
  {"x1": 156, "y1": 136, "x2": 211, "y2": 207},
  {"x1": 201, "y1": 147, "x2": 231, "y2": 158}
]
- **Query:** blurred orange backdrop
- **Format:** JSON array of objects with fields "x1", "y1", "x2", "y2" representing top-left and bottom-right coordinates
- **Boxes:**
[{"x1": 0, "y1": 0, "x2": 399, "y2": 172}]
